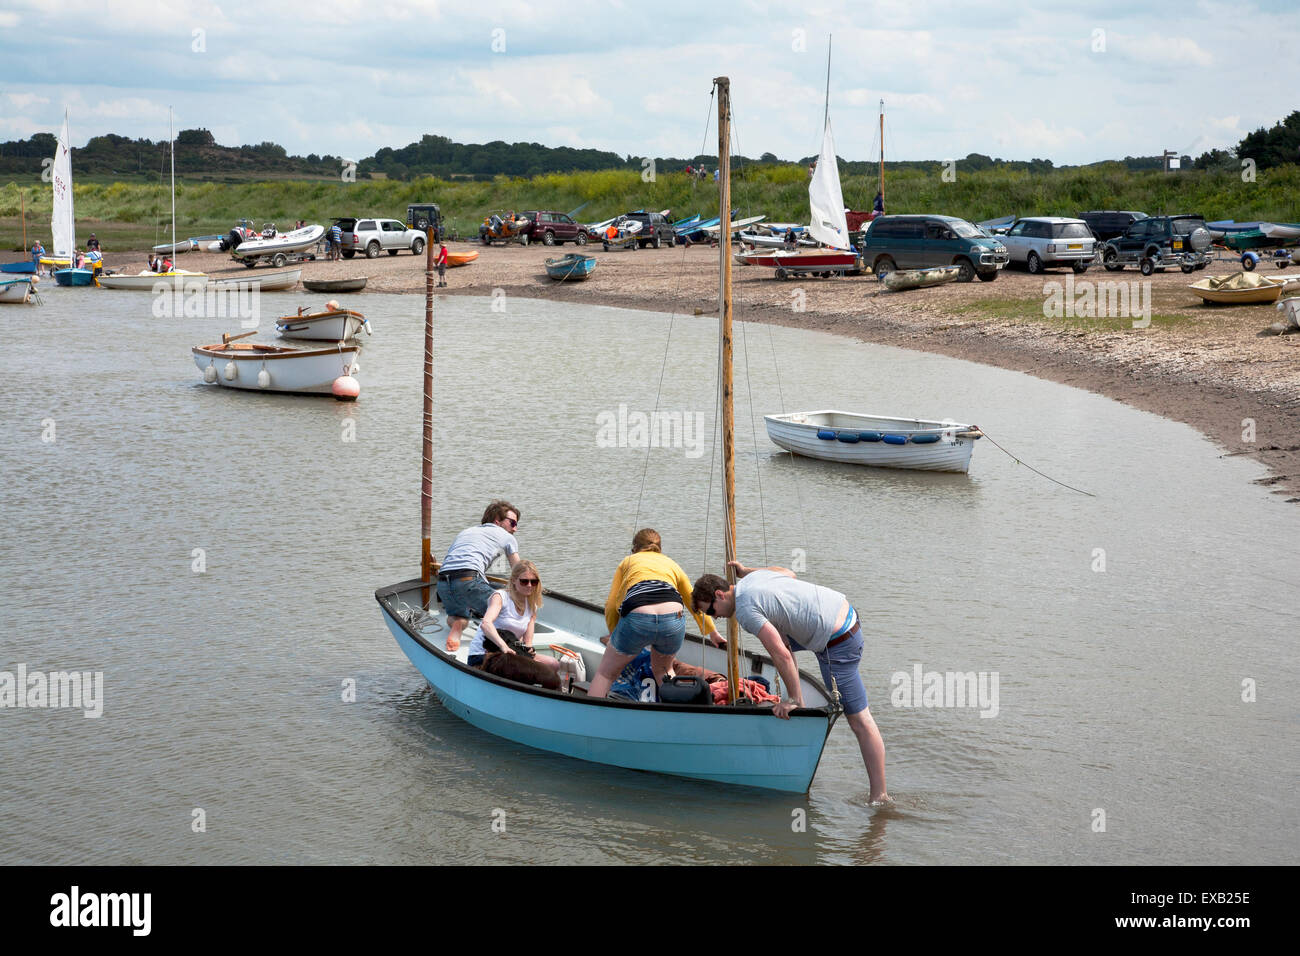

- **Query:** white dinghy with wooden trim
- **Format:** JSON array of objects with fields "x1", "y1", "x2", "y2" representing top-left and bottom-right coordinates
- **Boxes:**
[
  {"x1": 193, "y1": 331, "x2": 360, "y2": 397},
  {"x1": 211, "y1": 268, "x2": 302, "y2": 292},
  {"x1": 275, "y1": 306, "x2": 370, "y2": 341},
  {"x1": 98, "y1": 270, "x2": 209, "y2": 291},
  {"x1": 765, "y1": 410, "x2": 982, "y2": 473}
]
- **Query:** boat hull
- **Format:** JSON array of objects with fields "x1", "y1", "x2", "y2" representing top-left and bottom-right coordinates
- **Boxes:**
[
  {"x1": 192, "y1": 342, "x2": 359, "y2": 394},
  {"x1": 231, "y1": 225, "x2": 326, "y2": 260},
  {"x1": 882, "y1": 266, "x2": 961, "y2": 291},
  {"x1": 740, "y1": 251, "x2": 860, "y2": 273},
  {"x1": 765, "y1": 410, "x2": 979, "y2": 472},
  {"x1": 377, "y1": 579, "x2": 837, "y2": 792},
  {"x1": 53, "y1": 268, "x2": 96, "y2": 287},
  {"x1": 303, "y1": 278, "x2": 367, "y2": 293},
  {"x1": 211, "y1": 268, "x2": 302, "y2": 292},
  {"x1": 1, "y1": 262, "x2": 37, "y2": 274},
  {"x1": 445, "y1": 251, "x2": 479, "y2": 267},
  {"x1": 545, "y1": 254, "x2": 596, "y2": 280},
  {"x1": 0, "y1": 278, "x2": 34, "y2": 303},
  {"x1": 275, "y1": 310, "x2": 365, "y2": 341},
  {"x1": 99, "y1": 271, "x2": 209, "y2": 291}
]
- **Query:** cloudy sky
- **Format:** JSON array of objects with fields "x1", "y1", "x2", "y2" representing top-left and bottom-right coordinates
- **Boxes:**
[{"x1": 1, "y1": 0, "x2": 1294, "y2": 167}]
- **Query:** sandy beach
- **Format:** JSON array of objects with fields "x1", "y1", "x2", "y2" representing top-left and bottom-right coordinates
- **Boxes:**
[{"x1": 136, "y1": 240, "x2": 1300, "y2": 499}]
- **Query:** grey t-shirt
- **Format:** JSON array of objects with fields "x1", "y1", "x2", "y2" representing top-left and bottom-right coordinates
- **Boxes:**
[
  {"x1": 441, "y1": 524, "x2": 518, "y2": 576},
  {"x1": 733, "y1": 569, "x2": 847, "y2": 653}
]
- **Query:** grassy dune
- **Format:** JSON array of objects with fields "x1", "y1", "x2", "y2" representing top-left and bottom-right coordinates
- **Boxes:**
[{"x1": 4, "y1": 162, "x2": 1299, "y2": 251}]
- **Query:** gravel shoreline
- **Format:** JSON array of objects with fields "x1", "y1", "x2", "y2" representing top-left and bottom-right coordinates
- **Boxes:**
[{"x1": 135, "y1": 241, "x2": 1300, "y2": 500}]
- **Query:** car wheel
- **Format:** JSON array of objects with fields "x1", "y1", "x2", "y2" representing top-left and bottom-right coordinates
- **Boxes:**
[
  {"x1": 575, "y1": 233, "x2": 588, "y2": 246},
  {"x1": 775, "y1": 268, "x2": 788, "y2": 280},
  {"x1": 653, "y1": 234, "x2": 662, "y2": 249},
  {"x1": 1026, "y1": 252, "x2": 1043, "y2": 274},
  {"x1": 954, "y1": 258, "x2": 975, "y2": 282},
  {"x1": 1103, "y1": 249, "x2": 1120, "y2": 271},
  {"x1": 412, "y1": 237, "x2": 425, "y2": 256},
  {"x1": 1072, "y1": 262, "x2": 1089, "y2": 274},
  {"x1": 519, "y1": 233, "x2": 529, "y2": 246},
  {"x1": 603, "y1": 241, "x2": 610, "y2": 251},
  {"x1": 1241, "y1": 255, "x2": 1257, "y2": 272},
  {"x1": 542, "y1": 231, "x2": 556, "y2": 246},
  {"x1": 874, "y1": 256, "x2": 896, "y2": 277},
  {"x1": 271, "y1": 253, "x2": 288, "y2": 268},
  {"x1": 1181, "y1": 263, "x2": 1195, "y2": 274},
  {"x1": 366, "y1": 241, "x2": 381, "y2": 259},
  {"x1": 342, "y1": 250, "x2": 355, "y2": 259},
  {"x1": 1139, "y1": 257, "x2": 1155, "y2": 277},
  {"x1": 977, "y1": 269, "x2": 998, "y2": 282}
]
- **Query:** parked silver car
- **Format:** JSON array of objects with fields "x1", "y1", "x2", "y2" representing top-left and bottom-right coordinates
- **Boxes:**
[
  {"x1": 1000, "y1": 217, "x2": 1095, "y2": 274},
  {"x1": 334, "y1": 217, "x2": 426, "y2": 259}
]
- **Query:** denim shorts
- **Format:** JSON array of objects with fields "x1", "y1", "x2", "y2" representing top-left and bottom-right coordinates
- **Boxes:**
[
  {"x1": 610, "y1": 609, "x2": 685, "y2": 656},
  {"x1": 436, "y1": 573, "x2": 496, "y2": 621},
  {"x1": 787, "y1": 630, "x2": 868, "y2": 715}
]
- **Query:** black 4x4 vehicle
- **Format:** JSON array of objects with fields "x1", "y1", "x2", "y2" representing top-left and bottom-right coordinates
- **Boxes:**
[
  {"x1": 1102, "y1": 215, "x2": 1213, "y2": 275},
  {"x1": 1078, "y1": 210, "x2": 1147, "y2": 242},
  {"x1": 622, "y1": 211, "x2": 675, "y2": 248},
  {"x1": 406, "y1": 203, "x2": 444, "y2": 240}
]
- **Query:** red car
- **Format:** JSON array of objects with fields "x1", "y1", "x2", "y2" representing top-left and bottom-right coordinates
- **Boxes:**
[{"x1": 519, "y1": 211, "x2": 587, "y2": 246}]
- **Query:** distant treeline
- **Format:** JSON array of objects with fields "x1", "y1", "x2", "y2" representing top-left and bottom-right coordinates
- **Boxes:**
[{"x1": 2, "y1": 110, "x2": 1297, "y2": 183}]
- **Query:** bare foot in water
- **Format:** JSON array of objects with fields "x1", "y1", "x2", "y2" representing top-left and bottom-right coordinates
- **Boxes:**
[{"x1": 870, "y1": 793, "x2": 894, "y2": 807}]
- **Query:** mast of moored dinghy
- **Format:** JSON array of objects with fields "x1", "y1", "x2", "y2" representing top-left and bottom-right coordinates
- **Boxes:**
[
  {"x1": 170, "y1": 107, "x2": 176, "y2": 265},
  {"x1": 715, "y1": 77, "x2": 740, "y2": 703},
  {"x1": 878, "y1": 99, "x2": 885, "y2": 208},
  {"x1": 421, "y1": 226, "x2": 436, "y2": 601}
]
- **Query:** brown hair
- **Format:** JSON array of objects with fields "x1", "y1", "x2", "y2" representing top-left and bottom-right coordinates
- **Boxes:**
[
  {"x1": 692, "y1": 573, "x2": 729, "y2": 612},
  {"x1": 631, "y1": 528, "x2": 661, "y2": 553},
  {"x1": 481, "y1": 500, "x2": 520, "y2": 525},
  {"x1": 509, "y1": 560, "x2": 544, "y2": 615}
]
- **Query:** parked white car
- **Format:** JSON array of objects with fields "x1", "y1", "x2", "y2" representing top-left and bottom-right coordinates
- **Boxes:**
[
  {"x1": 334, "y1": 217, "x2": 426, "y2": 259},
  {"x1": 1001, "y1": 217, "x2": 1096, "y2": 274}
]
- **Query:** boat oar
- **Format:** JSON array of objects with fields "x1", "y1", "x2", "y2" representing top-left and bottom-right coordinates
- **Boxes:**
[{"x1": 221, "y1": 330, "x2": 258, "y2": 345}]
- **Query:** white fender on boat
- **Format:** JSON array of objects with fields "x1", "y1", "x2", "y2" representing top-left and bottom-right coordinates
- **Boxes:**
[
  {"x1": 203, "y1": 365, "x2": 218, "y2": 383},
  {"x1": 223, "y1": 361, "x2": 238, "y2": 381},
  {"x1": 257, "y1": 368, "x2": 271, "y2": 389},
  {"x1": 332, "y1": 375, "x2": 360, "y2": 401},
  {"x1": 362, "y1": 320, "x2": 372, "y2": 336}
]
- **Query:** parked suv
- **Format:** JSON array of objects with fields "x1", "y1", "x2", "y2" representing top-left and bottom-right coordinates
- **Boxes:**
[
  {"x1": 334, "y1": 217, "x2": 426, "y2": 258},
  {"x1": 1102, "y1": 215, "x2": 1213, "y2": 274},
  {"x1": 518, "y1": 211, "x2": 586, "y2": 246},
  {"x1": 622, "y1": 211, "x2": 675, "y2": 248},
  {"x1": 406, "y1": 203, "x2": 444, "y2": 241},
  {"x1": 859, "y1": 214, "x2": 1008, "y2": 282},
  {"x1": 1078, "y1": 210, "x2": 1147, "y2": 242},
  {"x1": 1001, "y1": 217, "x2": 1096, "y2": 274}
]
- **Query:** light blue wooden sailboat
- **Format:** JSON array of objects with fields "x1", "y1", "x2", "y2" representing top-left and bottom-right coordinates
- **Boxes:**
[{"x1": 375, "y1": 77, "x2": 840, "y2": 793}]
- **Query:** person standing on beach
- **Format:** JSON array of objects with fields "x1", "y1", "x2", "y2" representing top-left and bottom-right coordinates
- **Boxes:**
[
  {"x1": 436, "y1": 240, "x2": 448, "y2": 287},
  {"x1": 31, "y1": 240, "x2": 45, "y2": 271},
  {"x1": 86, "y1": 234, "x2": 101, "y2": 253},
  {"x1": 693, "y1": 562, "x2": 891, "y2": 805},
  {"x1": 436, "y1": 500, "x2": 523, "y2": 652},
  {"x1": 327, "y1": 221, "x2": 343, "y2": 262}
]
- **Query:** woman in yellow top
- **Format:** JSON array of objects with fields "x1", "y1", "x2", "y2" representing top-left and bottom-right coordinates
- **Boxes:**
[{"x1": 587, "y1": 528, "x2": 725, "y2": 698}]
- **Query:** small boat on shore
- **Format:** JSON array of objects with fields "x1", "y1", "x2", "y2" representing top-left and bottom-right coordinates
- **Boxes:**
[
  {"x1": 445, "y1": 250, "x2": 478, "y2": 267},
  {"x1": 0, "y1": 276, "x2": 37, "y2": 304},
  {"x1": 765, "y1": 410, "x2": 983, "y2": 473},
  {"x1": 152, "y1": 239, "x2": 195, "y2": 255},
  {"x1": 1263, "y1": 222, "x2": 1300, "y2": 241},
  {"x1": 211, "y1": 268, "x2": 301, "y2": 292},
  {"x1": 303, "y1": 277, "x2": 367, "y2": 293},
  {"x1": 193, "y1": 331, "x2": 360, "y2": 396},
  {"x1": 544, "y1": 253, "x2": 596, "y2": 281},
  {"x1": 275, "y1": 307, "x2": 370, "y2": 341},
  {"x1": 882, "y1": 265, "x2": 961, "y2": 291},
  {"x1": 52, "y1": 268, "x2": 96, "y2": 287},
  {"x1": 222, "y1": 225, "x2": 325, "y2": 265},
  {"x1": 1189, "y1": 271, "x2": 1286, "y2": 305},
  {"x1": 739, "y1": 249, "x2": 860, "y2": 278},
  {"x1": 1, "y1": 262, "x2": 37, "y2": 275},
  {"x1": 99, "y1": 270, "x2": 209, "y2": 291}
]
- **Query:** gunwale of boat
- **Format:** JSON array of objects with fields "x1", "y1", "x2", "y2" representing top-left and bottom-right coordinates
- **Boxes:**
[
  {"x1": 192, "y1": 341, "x2": 359, "y2": 360},
  {"x1": 275, "y1": 308, "x2": 365, "y2": 324},
  {"x1": 766, "y1": 408, "x2": 975, "y2": 433},
  {"x1": 376, "y1": 576, "x2": 839, "y2": 720}
]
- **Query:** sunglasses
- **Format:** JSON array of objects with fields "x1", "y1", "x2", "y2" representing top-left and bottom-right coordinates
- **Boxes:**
[
  {"x1": 702, "y1": 598, "x2": 716, "y2": 616},
  {"x1": 504, "y1": 517, "x2": 518, "y2": 529},
  {"x1": 517, "y1": 578, "x2": 539, "y2": 586}
]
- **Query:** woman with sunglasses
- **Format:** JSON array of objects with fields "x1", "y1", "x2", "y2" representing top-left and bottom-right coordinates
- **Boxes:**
[
  {"x1": 587, "y1": 529, "x2": 725, "y2": 699},
  {"x1": 436, "y1": 500, "x2": 522, "y2": 652},
  {"x1": 465, "y1": 561, "x2": 559, "y2": 677}
]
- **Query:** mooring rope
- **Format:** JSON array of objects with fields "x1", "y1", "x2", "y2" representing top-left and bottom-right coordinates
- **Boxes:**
[{"x1": 979, "y1": 429, "x2": 1096, "y2": 497}]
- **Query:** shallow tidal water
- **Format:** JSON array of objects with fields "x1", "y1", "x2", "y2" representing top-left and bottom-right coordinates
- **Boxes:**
[{"x1": 1, "y1": 284, "x2": 1296, "y2": 865}]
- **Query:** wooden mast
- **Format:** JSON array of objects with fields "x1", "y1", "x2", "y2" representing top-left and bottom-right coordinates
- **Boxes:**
[
  {"x1": 421, "y1": 225, "x2": 436, "y2": 604},
  {"x1": 878, "y1": 99, "x2": 885, "y2": 207},
  {"x1": 716, "y1": 77, "x2": 740, "y2": 703}
]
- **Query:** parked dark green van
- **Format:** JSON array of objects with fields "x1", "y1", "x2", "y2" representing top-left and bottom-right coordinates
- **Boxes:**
[{"x1": 859, "y1": 214, "x2": 1009, "y2": 282}]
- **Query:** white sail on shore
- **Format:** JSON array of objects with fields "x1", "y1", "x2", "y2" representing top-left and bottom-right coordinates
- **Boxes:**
[
  {"x1": 51, "y1": 112, "x2": 75, "y2": 258},
  {"x1": 807, "y1": 117, "x2": 850, "y2": 250}
]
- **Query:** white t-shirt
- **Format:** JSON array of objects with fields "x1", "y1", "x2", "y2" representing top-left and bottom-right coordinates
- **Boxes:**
[
  {"x1": 468, "y1": 589, "x2": 535, "y2": 657},
  {"x1": 732, "y1": 569, "x2": 847, "y2": 653}
]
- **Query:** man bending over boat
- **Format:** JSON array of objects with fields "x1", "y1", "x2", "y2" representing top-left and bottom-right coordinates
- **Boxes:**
[
  {"x1": 692, "y1": 563, "x2": 891, "y2": 805},
  {"x1": 587, "y1": 529, "x2": 725, "y2": 699},
  {"x1": 436, "y1": 500, "x2": 522, "y2": 652}
]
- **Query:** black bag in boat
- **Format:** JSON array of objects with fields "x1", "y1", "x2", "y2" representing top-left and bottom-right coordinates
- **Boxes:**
[{"x1": 659, "y1": 675, "x2": 711, "y2": 705}]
